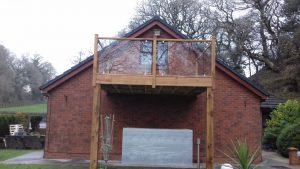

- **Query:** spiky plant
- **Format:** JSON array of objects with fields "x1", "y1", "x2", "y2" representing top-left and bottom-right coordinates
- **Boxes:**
[{"x1": 222, "y1": 139, "x2": 259, "y2": 169}]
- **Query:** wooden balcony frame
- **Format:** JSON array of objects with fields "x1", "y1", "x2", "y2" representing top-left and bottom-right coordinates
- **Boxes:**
[{"x1": 90, "y1": 34, "x2": 216, "y2": 169}]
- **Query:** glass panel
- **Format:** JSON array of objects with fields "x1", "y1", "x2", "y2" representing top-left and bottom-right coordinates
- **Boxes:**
[
  {"x1": 157, "y1": 41, "x2": 168, "y2": 66},
  {"x1": 99, "y1": 39, "x2": 153, "y2": 75},
  {"x1": 97, "y1": 39, "x2": 211, "y2": 77},
  {"x1": 165, "y1": 41, "x2": 211, "y2": 76},
  {"x1": 140, "y1": 41, "x2": 152, "y2": 65}
]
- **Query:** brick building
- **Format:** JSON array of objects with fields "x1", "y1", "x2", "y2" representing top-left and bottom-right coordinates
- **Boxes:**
[{"x1": 40, "y1": 17, "x2": 270, "y2": 165}]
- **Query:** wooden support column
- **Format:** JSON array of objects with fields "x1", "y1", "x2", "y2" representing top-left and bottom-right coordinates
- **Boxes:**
[
  {"x1": 90, "y1": 84, "x2": 101, "y2": 169},
  {"x1": 206, "y1": 87, "x2": 214, "y2": 169},
  {"x1": 152, "y1": 35, "x2": 157, "y2": 88},
  {"x1": 206, "y1": 36, "x2": 216, "y2": 169},
  {"x1": 90, "y1": 34, "x2": 101, "y2": 169}
]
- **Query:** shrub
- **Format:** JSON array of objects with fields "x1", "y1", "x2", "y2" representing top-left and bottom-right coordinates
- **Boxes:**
[
  {"x1": 276, "y1": 122, "x2": 300, "y2": 157},
  {"x1": 30, "y1": 116, "x2": 43, "y2": 132},
  {"x1": 223, "y1": 139, "x2": 258, "y2": 169},
  {"x1": 15, "y1": 112, "x2": 29, "y2": 131},
  {"x1": 0, "y1": 115, "x2": 17, "y2": 137},
  {"x1": 263, "y1": 100, "x2": 300, "y2": 149}
]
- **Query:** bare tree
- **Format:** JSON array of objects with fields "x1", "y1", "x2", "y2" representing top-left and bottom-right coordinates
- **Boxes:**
[
  {"x1": 0, "y1": 44, "x2": 16, "y2": 104},
  {"x1": 128, "y1": 0, "x2": 298, "y2": 74},
  {"x1": 71, "y1": 50, "x2": 93, "y2": 65},
  {"x1": 130, "y1": 0, "x2": 215, "y2": 39}
]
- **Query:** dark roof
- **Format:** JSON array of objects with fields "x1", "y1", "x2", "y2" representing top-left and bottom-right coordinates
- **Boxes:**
[
  {"x1": 39, "y1": 55, "x2": 93, "y2": 90},
  {"x1": 261, "y1": 95, "x2": 286, "y2": 109},
  {"x1": 40, "y1": 16, "x2": 270, "y2": 100},
  {"x1": 124, "y1": 16, "x2": 188, "y2": 39}
]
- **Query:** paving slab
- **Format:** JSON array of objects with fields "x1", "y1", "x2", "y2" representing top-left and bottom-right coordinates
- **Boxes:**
[
  {"x1": 256, "y1": 150, "x2": 299, "y2": 169},
  {"x1": 2, "y1": 150, "x2": 300, "y2": 169}
]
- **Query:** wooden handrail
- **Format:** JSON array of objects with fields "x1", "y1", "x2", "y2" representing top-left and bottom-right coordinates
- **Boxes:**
[
  {"x1": 98, "y1": 37, "x2": 212, "y2": 43},
  {"x1": 98, "y1": 37, "x2": 153, "y2": 41}
]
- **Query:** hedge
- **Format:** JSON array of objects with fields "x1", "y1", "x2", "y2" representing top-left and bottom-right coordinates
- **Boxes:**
[
  {"x1": 276, "y1": 121, "x2": 300, "y2": 157},
  {"x1": 0, "y1": 115, "x2": 17, "y2": 137}
]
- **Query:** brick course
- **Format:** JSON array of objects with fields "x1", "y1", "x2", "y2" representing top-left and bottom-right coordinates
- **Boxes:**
[{"x1": 44, "y1": 66, "x2": 262, "y2": 163}]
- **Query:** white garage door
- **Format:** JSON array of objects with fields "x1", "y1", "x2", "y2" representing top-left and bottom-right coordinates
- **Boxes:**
[{"x1": 122, "y1": 128, "x2": 193, "y2": 165}]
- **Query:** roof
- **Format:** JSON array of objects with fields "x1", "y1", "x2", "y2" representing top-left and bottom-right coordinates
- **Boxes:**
[
  {"x1": 39, "y1": 55, "x2": 93, "y2": 90},
  {"x1": 40, "y1": 16, "x2": 270, "y2": 100},
  {"x1": 124, "y1": 16, "x2": 188, "y2": 39},
  {"x1": 261, "y1": 95, "x2": 286, "y2": 109}
]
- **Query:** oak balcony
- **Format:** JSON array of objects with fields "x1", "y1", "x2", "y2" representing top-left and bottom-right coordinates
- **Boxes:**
[{"x1": 92, "y1": 36, "x2": 216, "y2": 95}]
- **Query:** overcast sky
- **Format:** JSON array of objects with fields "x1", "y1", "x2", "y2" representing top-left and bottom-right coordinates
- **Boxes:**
[{"x1": 0, "y1": 0, "x2": 139, "y2": 74}]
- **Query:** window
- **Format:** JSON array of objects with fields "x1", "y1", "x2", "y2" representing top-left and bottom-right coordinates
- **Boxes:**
[
  {"x1": 140, "y1": 41, "x2": 152, "y2": 65},
  {"x1": 157, "y1": 41, "x2": 168, "y2": 66},
  {"x1": 140, "y1": 41, "x2": 168, "y2": 66}
]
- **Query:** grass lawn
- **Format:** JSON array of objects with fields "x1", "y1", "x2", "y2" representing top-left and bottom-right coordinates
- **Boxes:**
[
  {"x1": 0, "y1": 150, "x2": 34, "y2": 161},
  {"x1": 0, "y1": 104, "x2": 47, "y2": 113},
  {"x1": 0, "y1": 164, "x2": 88, "y2": 169},
  {"x1": 0, "y1": 164, "x2": 132, "y2": 169},
  {"x1": 0, "y1": 164, "x2": 134, "y2": 169}
]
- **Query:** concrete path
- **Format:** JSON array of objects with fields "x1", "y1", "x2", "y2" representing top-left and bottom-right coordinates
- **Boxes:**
[
  {"x1": 3, "y1": 150, "x2": 89, "y2": 166},
  {"x1": 2, "y1": 150, "x2": 300, "y2": 169},
  {"x1": 257, "y1": 151, "x2": 299, "y2": 169}
]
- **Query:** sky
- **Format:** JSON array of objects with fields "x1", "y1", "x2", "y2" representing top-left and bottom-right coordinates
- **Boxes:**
[{"x1": 0, "y1": 0, "x2": 139, "y2": 74}]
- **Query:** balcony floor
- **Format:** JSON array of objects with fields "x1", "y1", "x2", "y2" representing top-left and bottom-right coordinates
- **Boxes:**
[{"x1": 102, "y1": 84, "x2": 206, "y2": 95}]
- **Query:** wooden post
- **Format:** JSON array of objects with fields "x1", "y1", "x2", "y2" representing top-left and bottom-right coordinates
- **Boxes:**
[
  {"x1": 195, "y1": 61, "x2": 199, "y2": 76},
  {"x1": 93, "y1": 34, "x2": 99, "y2": 86},
  {"x1": 206, "y1": 87, "x2": 214, "y2": 169},
  {"x1": 206, "y1": 36, "x2": 216, "y2": 169},
  {"x1": 90, "y1": 84, "x2": 101, "y2": 169},
  {"x1": 211, "y1": 36, "x2": 216, "y2": 82},
  {"x1": 152, "y1": 35, "x2": 157, "y2": 88},
  {"x1": 90, "y1": 34, "x2": 101, "y2": 169}
]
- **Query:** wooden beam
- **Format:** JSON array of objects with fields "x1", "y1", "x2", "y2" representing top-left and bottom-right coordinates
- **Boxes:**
[
  {"x1": 96, "y1": 74, "x2": 213, "y2": 87},
  {"x1": 98, "y1": 37, "x2": 153, "y2": 41},
  {"x1": 195, "y1": 61, "x2": 199, "y2": 76},
  {"x1": 155, "y1": 76, "x2": 212, "y2": 87},
  {"x1": 206, "y1": 36, "x2": 216, "y2": 169},
  {"x1": 158, "y1": 38, "x2": 212, "y2": 43},
  {"x1": 152, "y1": 35, "x2": 157, "y2": 88},
  {"x1": 93, "y1": 34, "x2": 99, "y2": 86},
  {"x1": 112, "y1": 85, "x2": 120, "y2": 93},
  {"x1": 172, "y1": 86, "x2": 180, "y2": 94},
  {"x1": 211, "y1": 36, "x2": 216, "y2": 87},
  {"x1": 97, "y1": 74, "x2": 152, "y2": 86},
  {"x1": 89, "y1": 84, "x2": 101, "y2": 169},
  {"x1": 97, "y1": 37, "x2": 212, "y2": 43},
  {"x1": 128, "y1": 85, "x2": 133, "y2": 93},
  {"x1": 184, "y1": 87, "x2": 195, "y2": 95},
  {"x1": 206, "y1": 87, "x2": 214, "y2": 169},
  {"x1": 156, "y1": 86, "x2": 163, "y2": 94}
]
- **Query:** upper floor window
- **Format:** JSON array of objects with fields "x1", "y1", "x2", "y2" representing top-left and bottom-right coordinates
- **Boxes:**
[{"x1": 140, "y1": 41, "x2": 168, "y2": 66}]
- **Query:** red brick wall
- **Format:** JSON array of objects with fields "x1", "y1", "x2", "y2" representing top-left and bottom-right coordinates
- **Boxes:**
[
  {"x1": 44, "y1": 65, "x2": 262, "y2": 163},
  {"x1": 45, "y1": 67, "x2": 93, "y2": 159}
]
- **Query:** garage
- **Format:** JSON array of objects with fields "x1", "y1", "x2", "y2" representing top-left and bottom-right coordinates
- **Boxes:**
[{"x1": 122, "y1": 128, "x2": 193, "y2": 165}]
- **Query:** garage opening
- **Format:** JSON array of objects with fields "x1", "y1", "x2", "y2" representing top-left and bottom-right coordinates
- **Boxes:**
[{"x1": 122, "y1": 128, "x2": 193, "y2": 166}]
